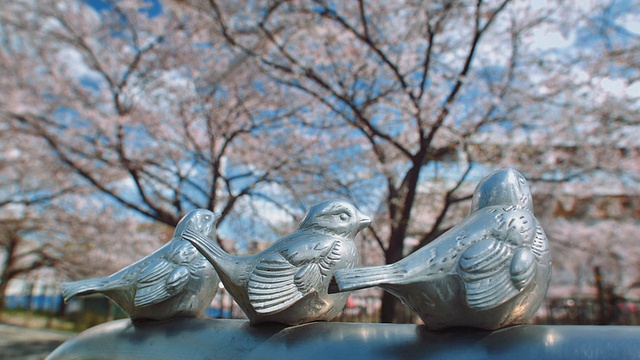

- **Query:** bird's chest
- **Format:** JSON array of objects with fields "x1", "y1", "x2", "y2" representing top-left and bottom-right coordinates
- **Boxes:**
[{"x1": 342, "y1": 241, "x2": 359, "y2": 269}]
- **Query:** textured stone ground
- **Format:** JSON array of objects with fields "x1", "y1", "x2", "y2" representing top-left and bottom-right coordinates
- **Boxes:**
[{"x1": 0, "y1": 323, "x2": 74, "y2": 360}]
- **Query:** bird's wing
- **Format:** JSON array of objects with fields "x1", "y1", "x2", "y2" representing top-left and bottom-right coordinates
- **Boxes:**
[
  {"x1": 458, "y1": 239, "x2": 519, "y2": 310},
  {"x1": 134, "y1": 258, "x2": 187, "y2": 307},
  {"x1": 247, "y1": 236, "x2": 341, "y2": 315},
  {"x1": 188, "y1": 256, "x2": 210, "y2": 277},
  {"x1": 510, "y1": 247, "x2": 536, "y2": 291}
]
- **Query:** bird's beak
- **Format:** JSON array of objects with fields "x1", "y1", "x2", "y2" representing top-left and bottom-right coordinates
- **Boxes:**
[{"x1": 357, "y1": 213, "x2": 372, "y2": 231}]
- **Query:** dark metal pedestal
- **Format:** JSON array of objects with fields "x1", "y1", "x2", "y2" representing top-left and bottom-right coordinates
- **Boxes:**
[{"x1": 47, "y1": 318, "x2": 640, "y2": 360}]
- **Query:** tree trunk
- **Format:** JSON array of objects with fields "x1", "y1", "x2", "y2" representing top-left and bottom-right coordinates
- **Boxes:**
[
  {"x1": 378, "y1": 162, "x2": 423, "y2": 323},
  {"x1": 594, "y1": 266, "x2": 607, "y2": 325},
  {"x1": 379, "y1": 226, "x2": 409, "y2": 323},
  {"x1": 0, "y1": 277, "x2": 9, "y2": 310},
  {"x1": 0, "y1": 236, "x2": 18, "y2": 310},
  {"x1": 380, "y1": 291, "x2": 406, "y2": 323}
]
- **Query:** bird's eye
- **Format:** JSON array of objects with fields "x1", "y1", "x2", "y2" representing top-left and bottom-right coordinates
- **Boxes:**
[{"x1": 338, "y1": 213, "x2": 349, "y2": 221}]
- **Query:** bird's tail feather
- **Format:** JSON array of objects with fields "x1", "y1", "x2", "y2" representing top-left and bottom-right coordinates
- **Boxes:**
[
  {"x1": 62, "y1": 278, "x2": 108, "y2": 302},
  {"x1": 182, "y1": 226, "x2": 235, "y2": 269},
  {"x1": 331, "y1": 264, "x2": 407, "y2": 293}
]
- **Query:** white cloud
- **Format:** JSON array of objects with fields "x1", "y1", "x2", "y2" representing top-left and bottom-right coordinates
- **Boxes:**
[
  {"x1": 55, "y1": 47, "x2": 103, "y2": 86},
  {"x1": 618, "y1": 11, "x2": 640, "y2": 36},
  {"x1": 592, "y1": 76, "x2": 640, "y2": 100},
  {"x1": 528, "y1": 28, "x2": 575, "y2": 51}
]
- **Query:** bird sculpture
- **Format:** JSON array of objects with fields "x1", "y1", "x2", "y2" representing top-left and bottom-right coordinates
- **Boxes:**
[
  {"x1": 331, "y1": 168, "x2": 552, "y2": 330},
  {"x1": 62, "y1": 209, "x2": 221, "y2": 321},
  {"x1": 181, "y1": 199, "x2": 371, "y2": 325}
]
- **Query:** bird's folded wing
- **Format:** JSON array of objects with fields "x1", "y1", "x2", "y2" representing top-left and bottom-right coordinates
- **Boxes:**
[
  {"x1": 135, "y1": 259, "x2": 183, "y2": 307},
  {"x1": 510, "y1": 247, "x2": 536, "y2": 290},
  {"x1": 458, "y1": 239, "x2": 519, "y2": 310},
  {"x1": 188, "y1": 257, "x2": 210, "y2": 276},
  {"x1": 248, "y1": 252, "x2": 303, "y2": 314},
  {"x1": 248, "y1": 238, "x2": 341, "y2": 315}
]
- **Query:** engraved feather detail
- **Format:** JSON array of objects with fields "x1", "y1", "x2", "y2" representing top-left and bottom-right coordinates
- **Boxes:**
[
  {"x1": 248, "y1": 240, "x2": 343, "y2": 315},
  {"x1": 458, "y1": 239, "x2": 519, "y2": 310},
  {"x1": 61, "y1": 209, "x2": 221, "y2": 321},
  {"x1": 183, "y1": 199, "x2": 371, "y2": 325}
]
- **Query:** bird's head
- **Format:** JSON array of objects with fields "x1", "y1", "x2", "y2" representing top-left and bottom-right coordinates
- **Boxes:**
[
  {"x1": 173, "y1": 209, "x2": 220, "y2": 240},
  {"x1": 470, "y1": 168, "x2": 533, "y2": 213},
  {"x1": 298, "y1": 200, "x2": 371, "y2": 238}
]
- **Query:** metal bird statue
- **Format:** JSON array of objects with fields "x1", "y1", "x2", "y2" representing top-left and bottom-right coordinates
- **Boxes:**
[
  {"x1": 331, "y1": 169, "x2": 552, "y2": 330},
  {"x1": 62, "y1": 209, "x2": 221, "y2": 321},
  {"x1": 182, "y1": 200, "x2": 371, "y2": 325}
]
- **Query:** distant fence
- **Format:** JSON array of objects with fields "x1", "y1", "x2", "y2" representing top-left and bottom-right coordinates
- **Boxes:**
[
  {"x1": 5, "y1": 279, "x2": 639, "y2": 326},
  {"x1": 3, "y1": 280, "x2": 396, "y2": 324},
  {"x1": 544, "y1": 296, "x2": 640, "y2": 325},
  {"x1": 4, "y1": 280, "x2": 65, "y2": 314},
  {"x1": 5, "y1": 293, "x2": 65, "y2": 313},
  {"x1": 3, "y1": 279, "x2": 244, "y2": 329}
]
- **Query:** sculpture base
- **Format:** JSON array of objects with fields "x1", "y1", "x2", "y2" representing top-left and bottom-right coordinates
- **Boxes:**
[{"x1": 48, "y1": 318, "x2": 640, "y2": 360}]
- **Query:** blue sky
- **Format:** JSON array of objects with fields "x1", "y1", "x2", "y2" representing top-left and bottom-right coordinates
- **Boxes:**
[{"x1": 86, "y1": 0, "x2": 163, "y2": 17}]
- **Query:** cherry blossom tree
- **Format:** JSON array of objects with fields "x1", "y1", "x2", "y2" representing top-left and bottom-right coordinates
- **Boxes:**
[
  {"x1": 0, "y1": 108, "x2": 168, "y2": 307},
  {"x1": 1, "y1": 0, "x2": 338, "y2": 244},
  {"x1": 3, "y1": 0, "x2": 639, "y2": 323},
  {"x1": 0, "y1": 112, "x2": 76, "y2": 308},
  {"x1": 169, "y1": 0, "x2": 640, "y2": 321}
]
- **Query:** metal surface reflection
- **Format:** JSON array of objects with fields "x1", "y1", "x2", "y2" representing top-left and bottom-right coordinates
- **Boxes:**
[
  {"x1": 47, "y1": 318, "x2": 640, "y2": 360},
  {"x1": 332, "y1": 169, "x2": 552, "y2": 330}
]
